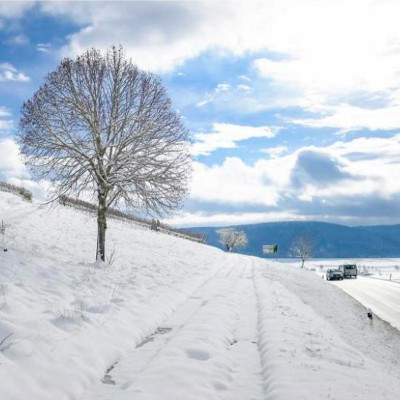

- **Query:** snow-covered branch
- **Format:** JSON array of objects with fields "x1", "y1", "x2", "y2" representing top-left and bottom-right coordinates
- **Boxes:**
[{"x1": 18, "y1": 46, "x2": 191, "y2": 261}]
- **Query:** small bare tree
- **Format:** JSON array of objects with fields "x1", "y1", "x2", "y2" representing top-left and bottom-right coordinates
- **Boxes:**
[
  {"x1": 290, "y1": 234, "x2": 315, "y2": 268},
  {"x1": 0, "y1": 220, "x2": 5, "y2": 251},
  {"x1": 18, "y1": 46, "x2": 191, "y2": 261},
  {"x1": 217, "y1": 228, "x2": 248, "y2": 252}
]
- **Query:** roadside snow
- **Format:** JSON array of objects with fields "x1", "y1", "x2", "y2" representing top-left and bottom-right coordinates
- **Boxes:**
[
  {"x1": 1, "y1": 191, "x2": 400, "y2": 400},
  {"x1": 255, "y1": 261, "x2": 400, "y2": 399},
  {"x1": 331, "y1": 277, "x2": 400, "y2": 330}
]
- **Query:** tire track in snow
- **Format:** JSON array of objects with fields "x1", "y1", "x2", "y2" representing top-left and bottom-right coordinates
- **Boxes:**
[
  {"x1": 81, "y1": 257, "x2": 266, "y2": 400},
  {"x1": 79, "y1": 260, "x2": 237, "y2": 399},
  {"x1": 251, "y1": 258, "x2": 277, "y2": 400},
  {"x1": 121, "y1": 261, "x2": 238, "y2": 377},
  {"x1": 220, "y1": 256, "x2": 265, "y2": 400}
]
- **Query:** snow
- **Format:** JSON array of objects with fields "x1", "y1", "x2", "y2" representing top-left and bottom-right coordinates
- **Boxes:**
[
  {"x1": 1, "y1": 191, "x2": 400, "y2": 399},
  {"x1": 330, "y1": 276, "x2": 400, "y2": 331}
]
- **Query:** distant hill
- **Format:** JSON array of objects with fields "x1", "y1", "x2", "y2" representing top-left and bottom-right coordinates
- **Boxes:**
[{"x1": 185, "y1": 221, "x2": 400, "y2": 258}]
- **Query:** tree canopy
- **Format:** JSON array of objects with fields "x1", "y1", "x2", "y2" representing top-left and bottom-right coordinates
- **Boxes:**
[{"x1": 217, "y1": 228, "x2": 248, "y2": 252}]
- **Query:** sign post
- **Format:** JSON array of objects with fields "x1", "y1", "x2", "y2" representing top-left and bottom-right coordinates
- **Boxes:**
[{"x1": 262, "y1": 244, "x2": 278, "y2": 255}]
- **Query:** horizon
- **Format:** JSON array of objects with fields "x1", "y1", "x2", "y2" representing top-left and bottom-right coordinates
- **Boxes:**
[
  {"x1": 1, "y1": 1, "x2": 400, "y2": 227},
  {"x1": 183, "y1": 219, "x2": 400, "y2": 229}
]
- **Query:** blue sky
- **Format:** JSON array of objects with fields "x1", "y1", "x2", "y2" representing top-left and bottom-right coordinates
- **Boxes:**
[{"x1": 1, "y1": 0, "x2": 400, "y2": 227}]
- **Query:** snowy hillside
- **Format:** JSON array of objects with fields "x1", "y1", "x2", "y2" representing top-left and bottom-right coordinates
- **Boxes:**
[{"x1": 1, "y1": 191, "x2": 400, "y2": 400}]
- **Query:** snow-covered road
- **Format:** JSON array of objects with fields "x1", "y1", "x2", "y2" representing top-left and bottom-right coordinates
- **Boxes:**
[{"x1": 331, "y1": 276, "x2": 400, "y2": 330}]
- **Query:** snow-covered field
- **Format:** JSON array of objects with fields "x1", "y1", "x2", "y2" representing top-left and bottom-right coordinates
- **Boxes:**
[
  {"x1": 307, "y1": 258, "x2": 400, "y2": 282},
  {"x1": 1, "y1": 191, "x2": 400, "y2": 400}
]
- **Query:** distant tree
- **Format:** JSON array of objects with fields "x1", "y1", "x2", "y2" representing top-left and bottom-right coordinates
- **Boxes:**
[
  {"x1": 217, "y1": 228, "x2": 248, "y2": 252},
  {"x1": 290, "y1": 234, "x2": 315, "y2": 268},
  {"x1": 18, "y1": 46, "x2": 191, "y2": 261}
]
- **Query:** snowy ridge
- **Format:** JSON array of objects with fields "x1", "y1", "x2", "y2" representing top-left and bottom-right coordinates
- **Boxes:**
[{"x1": 1, "y1": 191, "x2": 400, "y2": 400}]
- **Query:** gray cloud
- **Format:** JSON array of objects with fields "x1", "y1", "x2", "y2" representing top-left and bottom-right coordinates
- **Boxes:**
[
  {"x1": 180, "y1": 190, "x2": 400, "y2": 227},
  {"x1": 291, "y1": 149, "x2": 358, "y2": 188}
]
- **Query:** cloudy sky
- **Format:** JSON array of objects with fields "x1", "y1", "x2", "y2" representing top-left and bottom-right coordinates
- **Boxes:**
[{"x1": 1, "y1": 0, "x2": 400, "y2": 227}]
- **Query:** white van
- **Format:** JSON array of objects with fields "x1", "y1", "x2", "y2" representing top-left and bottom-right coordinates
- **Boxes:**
[{"x1": 338, "y1": 264, "x2": 357, "y2": 279}]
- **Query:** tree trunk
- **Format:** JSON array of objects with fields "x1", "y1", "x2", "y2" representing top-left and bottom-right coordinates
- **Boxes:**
[
  {"x1": 97, "y1": 191, "x2": 107, "y2": 262},
  {"x1": 301, "y1": 258, "x2": 305, "y2": 268}
]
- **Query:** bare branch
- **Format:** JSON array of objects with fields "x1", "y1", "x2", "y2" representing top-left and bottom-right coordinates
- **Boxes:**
[{"x1": 290, "y1": 234, "x2": 316, "y2": 268}]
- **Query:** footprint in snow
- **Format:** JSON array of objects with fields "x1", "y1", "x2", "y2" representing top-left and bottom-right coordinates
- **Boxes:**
[
  {"x1": 186, "y1": 348, "x2": 211, "y2": 361},
  {"x1": 213, "y1": 381, "x2": 229, "y2": 391},
  {"x1": 137, "y1": 327, "x2": 172, "y2": 348},
  {"x1": 101, "y1": 374, "x2": 115, "y2": 385}
]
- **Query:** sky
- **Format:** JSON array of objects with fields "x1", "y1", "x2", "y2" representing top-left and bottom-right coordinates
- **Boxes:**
[{"x1": 1, "y1": 0, "x2": 400, "y2": 227}]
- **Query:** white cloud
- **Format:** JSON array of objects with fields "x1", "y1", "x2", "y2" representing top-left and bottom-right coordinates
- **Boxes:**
[
  {"x1": 36, "y1": 43, "x2": 51, "y2": 53},
  {"x1": 290, "y1": 103, "x2": 400, "y2": 132},
  {"x1": 28, "y1": 0, "x2": 400, "y2": 129},
  {"x1": 0, "y1": 139, "x2": 51, "y2": 200},
  {"x1": 0, "y1": 120, "x2": 12, "y2": 131},
  {"x1": 0, "y1": 2, "x2": 35, "y2": 19},
  {"x1": 196, "y1": 99, "x2": 212, "y2": 108},
  {"x1": 191, "y1": 123, "x2": 278, "y2": 156},
  {"x1": 189, "y1": 157, "x2": 282, "y2": 206},
  {"x1": 214, "y1": 83, "x2": 230, "y2": 93},
  {"x1": 0, "y1": 107, "x2": 11, "y2": 118},
  {"x1": 196, "y1": 83, "x2": 233, "y2": 107},
  {"x1": 41, "y1": 1, "x2": 242, "y2": 72},
  {"x1": 0, "y1": 106, "x2": 12, "y2": 131},
  {"x1": 5, "y1": 34, "x2": 29, "y2": 46},
  {"x1": 0, "y1": 139, "x2": 28, "y2": 179},
  {"x1": 238, "y1": 75, "x2": 251, "y2": 82},
  {"x1": 165, "y1": 210, "x2": 304, "y2": 228},
  {"x1": 35, "y1": 1, "x2": 393, "y2": 76},
  {"x1": 236, "y1": 84, "x2": 252, "y2": 92},
  {"x1": 175, "y1": 134, "x2": 400, "y2": 225},
  {"x1": 250, "y1": 0, "x2": 400, "y2": 130},
  {"x1": 260, "y1": 146, "x2": 288, "y2": 158},
  {"x1": 0, "y1": 63, "x2": 30, "y2": 82}
]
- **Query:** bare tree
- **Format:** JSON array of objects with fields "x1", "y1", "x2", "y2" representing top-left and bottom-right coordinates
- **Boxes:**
[
  {"x1": 18, "y1": 46, "x2": 191, "y2": 261},
  {"x1": 290, "y1": 234, "x2": 315, "y2": 268},
  {"x1": 217, "y1": 228, "x2": 248, "y2": 252}
]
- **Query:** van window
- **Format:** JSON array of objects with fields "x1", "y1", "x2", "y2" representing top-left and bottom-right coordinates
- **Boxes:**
[{"x1": 345, "y1": 265, "x2": 356, "y2": 269}]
